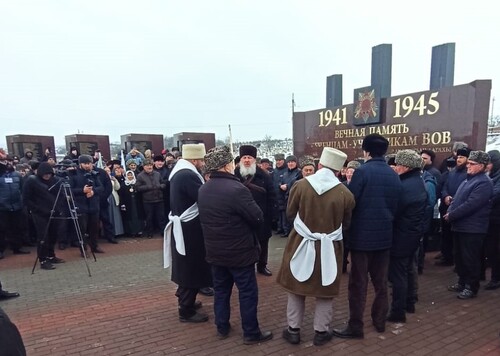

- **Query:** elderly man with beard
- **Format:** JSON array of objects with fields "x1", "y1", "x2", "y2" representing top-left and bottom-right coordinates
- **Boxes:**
[
  {"x1": 277, "y1": 147, "x2": 355, "y2": 346},
  {"x1": 164, "y1": 143, "x2": 212, "y2": 323},
  {"x1": 198, "y1": 145, "x2": 273, "y2": 344},
  {"x1": 235, "y1": 145, "x2": 276, "y2": 276},
  {"x1": 444, "y1": 151, "x2": 493, "y2": 299}
]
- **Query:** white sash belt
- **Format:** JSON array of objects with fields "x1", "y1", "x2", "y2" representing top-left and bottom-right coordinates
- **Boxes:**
[
  {"x1": 163, "y1": 203, "x2": 199, "y2": 268},
  {"x1": 290, "y1": 213, "x2": 343, "y2": 286}
]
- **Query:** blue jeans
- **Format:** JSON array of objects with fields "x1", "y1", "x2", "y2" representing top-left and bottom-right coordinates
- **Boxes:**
[{"x1": 211, "y1": 264, "x2": 260, "y2": 337}]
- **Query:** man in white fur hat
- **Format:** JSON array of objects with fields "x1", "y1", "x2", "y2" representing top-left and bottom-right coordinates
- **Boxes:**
[
  {"x1": 164, "y1": 143, "x2": 213, "y2": 323},
  {"x1": 276, "y1": 147, "x2": 355, "y2": 346}
]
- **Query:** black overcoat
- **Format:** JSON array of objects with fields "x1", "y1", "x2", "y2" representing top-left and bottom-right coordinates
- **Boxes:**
[
  {"x1": 234, "y1": 166, "x2": 275, "y2": 241},
  {"x1": 169, "y1": 168, "x2": 212, "y2": 288}
]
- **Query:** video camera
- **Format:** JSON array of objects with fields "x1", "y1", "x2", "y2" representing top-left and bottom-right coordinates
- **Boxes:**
[
  {"x1": 54, "y1": 160, "x2": 78, "y2": 178},
  {"x1": 84, "y1": 170, "x2": 99, "y2": 186}
]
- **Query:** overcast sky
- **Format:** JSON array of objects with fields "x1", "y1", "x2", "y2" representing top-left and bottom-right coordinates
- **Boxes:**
[{"x1": 1, "y1": 1, "x2": 498, "y2": 147}]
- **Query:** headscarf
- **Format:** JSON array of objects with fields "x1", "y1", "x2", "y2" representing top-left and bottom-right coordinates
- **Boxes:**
[{"x1": 124, "y1": 170, "x2": 136, "y2": 186}]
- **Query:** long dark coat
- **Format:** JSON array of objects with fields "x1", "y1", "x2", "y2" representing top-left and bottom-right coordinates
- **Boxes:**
[
  {"x1": 169, "y1": 168, "x2": 212, "y2": 288},
  {"x1": 234, "y1": 166, "x2": 275, "y2": 241},
  {"x1": 391, "y1": 169, "x2": 428, "y2": 257}
]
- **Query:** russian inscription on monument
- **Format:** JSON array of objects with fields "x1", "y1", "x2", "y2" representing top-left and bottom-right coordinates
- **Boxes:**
[{"x1": 293, "y1": 80, "x2": 491, "y2": 164}]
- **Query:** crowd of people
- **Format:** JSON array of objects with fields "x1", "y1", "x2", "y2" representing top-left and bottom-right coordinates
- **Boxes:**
[{"x1": 1, "y1": 134, "x2": 499, "y2": 347}]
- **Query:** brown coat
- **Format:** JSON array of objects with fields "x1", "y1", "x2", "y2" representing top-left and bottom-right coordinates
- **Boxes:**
[{"x1": 276, "y1": 176, "x2": 355, "y2": 297}]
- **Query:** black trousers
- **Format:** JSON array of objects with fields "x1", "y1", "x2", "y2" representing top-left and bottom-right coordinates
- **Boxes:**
[
  {"x1": 278, "y1": 210, "x2": 290, "y2": 234},
  {"x1": 389, "y1": 255, "x2": 416, "y2": 316},
  {"x1": 0, "y1": 307, "x2": 26, "y2": 356},
  {"x1": 453, "y1": 231, "x2": 485, "y2": 293},
  {"x1": 32, "y1": 214, "x2": 63, "y2": 262},
  {"x1": 142, "y1": 202, "x2": 165, "y2": 234},
  {"x1": 256, "y1": 238, "x2": 269, "y2": 270},
  {"x1": 99, "y1": 200, "x2": 114, "y2": 240},
  {"x1": 482, "y1": 223, "x2": 500, "y2": 281},
  {"x1": 78, "y1": 213, "x2": 100, "y2": 250},
  {"x1": 348, "y1": 249, "x2": 390, "y2": 331},
  {"x1": 175, "y1": 286, "x2": 199, "y2": 318},
  {"x1": 0, "y1": 210, "x2": 26, "y2": 253},
  {"x1": 440, "y1": 218, "x2": 454, "y2": 263}
]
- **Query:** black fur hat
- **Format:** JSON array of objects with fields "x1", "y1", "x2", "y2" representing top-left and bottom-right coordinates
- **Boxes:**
[
  {"x1": 361, "y1": 134, "x2": 389, "y2": 157},
  {"x1": 239, "y1": 145, "x2": 257, "y2": 158}
]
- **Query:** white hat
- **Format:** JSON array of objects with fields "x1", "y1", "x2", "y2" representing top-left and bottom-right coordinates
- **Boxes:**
[
  {"x1": 182, "y1": 143, "x2": 206, "y2": 160},
  {"x1": 319, "y1": 147, "x2": 347, "y2": 171}
]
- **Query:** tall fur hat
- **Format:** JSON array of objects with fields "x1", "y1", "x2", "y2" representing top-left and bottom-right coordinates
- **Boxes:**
[
  {"x1": 239, "y1": 145, "x2": 257, "y2": 158},
  {"x1": 395, "y1": 149, "x2": 423, "y2": 169},
  {"x1": 488, "y1": 150, "x2": 500, "y2": 163},
  {"x1": 182, "y1": 143, "x2": 206, "y2": 160},
  {"x1": 468, "y1": 150, "x2": 490, "y2": 165},
  {"x1": 274, "y1": 153, "x2": 285, "y2": 161},
  {"x1": 204, "y1": 146, "x2": 234, "y2": 172},
  {"x1": 319, "y1": 148, "x2": 347, "y2": 171},
  {"x1": 361, "y1": 134, "x2": 389, "y2": 157},
  {"x1": 452, "y1": 141, "x2": 468, "y2": 152},
  {"x1": 456, "y1": 147, "x2": 471, "y2": 158}
]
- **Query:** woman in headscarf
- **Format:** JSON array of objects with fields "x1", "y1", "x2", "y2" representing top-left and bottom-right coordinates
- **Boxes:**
[{"x1": 118, "y1": 170, "x2": 143, "y2": 237}]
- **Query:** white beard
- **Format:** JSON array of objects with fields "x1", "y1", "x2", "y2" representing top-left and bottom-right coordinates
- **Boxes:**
[{"x1": 240, "y1": 163, "x2": 256, "y2": 177}]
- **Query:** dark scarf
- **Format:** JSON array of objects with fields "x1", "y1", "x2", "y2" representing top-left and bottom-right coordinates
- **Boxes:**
[{"x1": 241, "y1": 173, "x2": 266, "y2": 194}]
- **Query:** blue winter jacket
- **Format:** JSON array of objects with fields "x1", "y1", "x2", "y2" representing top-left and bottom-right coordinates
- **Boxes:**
[
  {"x1": 448, "y1": 172, "x2": 493, "y2": 234},
  {"x1": 347, "y1": 157, "x2": 402, "y2": 251},
  {"x1": 0, "y1": 172, "x2": 23, "y2": 212}
]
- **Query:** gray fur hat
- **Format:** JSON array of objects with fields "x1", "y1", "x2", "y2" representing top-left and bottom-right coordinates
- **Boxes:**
[
  {"x1": 395, "y1": 149, "x2": 423, "y2": 169},
  {"x1": 468, "y1": 150, "x2": 490, "y2": 165},
  {"x1": 299, "y1": 155, "x2": 315, "y2": 169},
  {"x1": 346, "y1": 160, "x2": 361, "y2": 169},
  {"x1": 452, "y1": 141, "x2": 468, "y2": 152},
  {"x1": 78, "y1": 155, "x2": 93, "y2": 164},
  {"x1": 204, "y1": 146, "x2": 234, "y2": 172}
]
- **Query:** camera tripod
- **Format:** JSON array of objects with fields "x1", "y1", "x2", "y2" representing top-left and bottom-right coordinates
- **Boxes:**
[{"x1": 31, "y1": 179, "x2": 96, "y2": 277}]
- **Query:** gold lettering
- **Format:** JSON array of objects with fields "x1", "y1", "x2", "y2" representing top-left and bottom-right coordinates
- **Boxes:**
[
  {"x1": 421, "y1": 131, "x2": 451, "y2": 145},
  {"x1": 442, "y1": 131, "x2": 451, "y2": 145},
  {"x1": 422, "y1": 133, "x2": 430, "y2": 145}
]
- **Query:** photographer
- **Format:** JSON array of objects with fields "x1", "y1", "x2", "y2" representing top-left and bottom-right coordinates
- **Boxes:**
[
  {"x1": 70, "y1": 155, "x2": 104, "y2": 254},
  {"x1": 23, "y1": 162, "x2": 65, "y2": 270},
  {"x1": 54, "y1": 159, "x2": 79, "y2": 250}
]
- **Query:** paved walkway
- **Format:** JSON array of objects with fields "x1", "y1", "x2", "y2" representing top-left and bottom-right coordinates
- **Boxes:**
[{"x1": 1, "y1": 234, "x2": 499, "y2": 355}]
